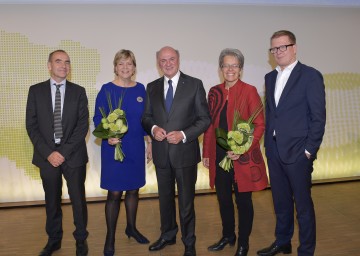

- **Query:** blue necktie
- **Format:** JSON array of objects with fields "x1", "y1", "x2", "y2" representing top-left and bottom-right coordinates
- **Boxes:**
[
  {"x1": 53, "y1": 84, "x2": 63, "y2": 139},
  {"x1": 165, "y1": 79, "x2": 173, "y2": 113}
]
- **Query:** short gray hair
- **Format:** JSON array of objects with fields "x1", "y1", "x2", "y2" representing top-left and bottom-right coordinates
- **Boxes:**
[{"x1": 218, "y1": 48, "x2": 244, "y2": 69}]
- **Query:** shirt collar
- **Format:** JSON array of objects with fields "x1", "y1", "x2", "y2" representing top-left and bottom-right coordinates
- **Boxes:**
[
  {"x1": 164, "y1": 70, "x2": 180, "y2": 86},
  {"x1": 276, "y1": 60, "x2": 298, "y2": 73},
  {"x1": 50, "y1": 78, "x2": 66, "y2": 87}
]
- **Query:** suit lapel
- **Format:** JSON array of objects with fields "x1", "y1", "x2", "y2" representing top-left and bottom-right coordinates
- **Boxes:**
[
  {"x1": 168, "y1": 72, "x2": 186, "y2": 116},
  {"x1": 277, "y1": 62, "x2": 301, "y2": 108},
  {"x1": 43, "y1": 80, "x2": 54, "y2": 121},
  {"x1": 169, "y1": 73, "x2": 185, "y2": 116},
  {"x1": 153, "y1": 77, "x2": 167, "y2": 114},
  {"x1": 268, "y1": 71, "x2": 277, "y2": 111},
  {"x1": 62, "y1": 80, "x2": 73, "y2": 130}
]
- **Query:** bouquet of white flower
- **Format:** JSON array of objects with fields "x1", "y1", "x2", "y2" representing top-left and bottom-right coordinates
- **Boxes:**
[
  {"x1": 215, "y1": 101, "x2": 262, "y2": 171},
  {"x1": 93, "y1": 91, "x2": 128, "y2": 161}
]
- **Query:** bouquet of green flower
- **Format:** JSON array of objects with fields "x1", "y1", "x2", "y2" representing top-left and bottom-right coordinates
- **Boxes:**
[
  {"x1": 215, "y1": 101, "x2": 263, "y2": 171},
  {"x1": 93, "y1": 91, "x2": 128, "y2": 161}
]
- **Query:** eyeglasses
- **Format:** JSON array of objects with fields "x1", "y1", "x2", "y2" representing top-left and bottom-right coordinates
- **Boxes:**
[
  {"x1": 221, "y1": 64, "x2": 240, "y2": 69},
  {"x1": 269, "y1": 44, "x2": 295, "y2": 54}
]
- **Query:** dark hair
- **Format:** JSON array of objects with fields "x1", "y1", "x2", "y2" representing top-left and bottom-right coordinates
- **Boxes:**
[{"x1": 48, "y1": 50, "x2": 68, "y2": 62}]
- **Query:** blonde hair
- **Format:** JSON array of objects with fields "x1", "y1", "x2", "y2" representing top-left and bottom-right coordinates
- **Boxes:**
[{"x1": 113, "y1": 49, "x2": 137, "y2": 74}]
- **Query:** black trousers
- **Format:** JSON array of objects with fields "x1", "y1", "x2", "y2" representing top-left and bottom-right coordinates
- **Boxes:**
[
  {"x1": 155, "y1": 164, "x2": 197, "y2": 247},
  {"x1": 215, "y1": 167, "x2": 253, "y2": 246},
  {"x1": 40, "y1": 162, "x2": 88, "y2": 242}
]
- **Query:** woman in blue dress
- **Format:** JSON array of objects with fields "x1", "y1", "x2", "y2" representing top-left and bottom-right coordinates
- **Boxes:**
[{"x1": 93, "y1": 49, "x2": 152, "y2": 256}]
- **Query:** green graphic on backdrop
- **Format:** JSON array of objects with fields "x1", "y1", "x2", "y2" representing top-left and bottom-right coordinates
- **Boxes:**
[{"x1": 0, "y1": 30, "x2": 100, "y2": 182}]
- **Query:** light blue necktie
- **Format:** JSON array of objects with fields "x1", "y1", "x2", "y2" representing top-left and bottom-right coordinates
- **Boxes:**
[{"x1": 165, "y1": 79, "x2": 173, "y2": 113}]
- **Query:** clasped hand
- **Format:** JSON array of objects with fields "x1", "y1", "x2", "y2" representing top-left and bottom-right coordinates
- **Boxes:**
[
  {"x1": 153, "y1": 126, "x2": 183, "y2": 144},
  {"x1": 48, "y1": 151, "x2": 65, "y2": 167}
]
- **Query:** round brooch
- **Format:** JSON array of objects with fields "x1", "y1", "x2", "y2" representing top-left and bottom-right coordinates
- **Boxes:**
[{"x1": 137, "y1": 96, "x2": 143, "y2": 102}]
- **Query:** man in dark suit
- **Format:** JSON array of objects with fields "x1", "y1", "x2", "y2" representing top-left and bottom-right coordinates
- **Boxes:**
[
  {"x1": 142, "y1": 46, "x2": 210, "y2": 256},
  {"x1": 26, "y1": 50, "x2": 89, "y2": 256},
  {"x1": 257, "y1": 30, "x2": 326, "y2": 256}
]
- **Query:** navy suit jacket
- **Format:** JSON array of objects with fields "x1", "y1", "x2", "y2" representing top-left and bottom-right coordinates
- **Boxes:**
[
  {"x1": 264, "y1": 62, "x2": 326, "y2": 164},
  {"x1": 26, "y1": 79, "x2": 89, "y2": 169},
  {"x1": 142, "y1": 72, "x2": 210, "y2": 168}
]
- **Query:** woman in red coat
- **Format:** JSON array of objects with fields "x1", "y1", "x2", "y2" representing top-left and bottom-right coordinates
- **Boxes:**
[{"x1": 203, "y1": 48, "x2": 268, "y2": 256}]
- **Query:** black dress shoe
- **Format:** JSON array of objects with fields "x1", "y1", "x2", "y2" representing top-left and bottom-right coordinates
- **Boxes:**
[
  {"x1": 39, "y1": 241, "x2": 61, "y2": 256},
  {"x1": 184, "y1": 245, "x2": 196, "y2": 256},
  {"x1": 148, "y1": 237, "x2": 176, "y2": 251},
  {"x1": 257, "y1": 242, "x2": 292, "y2": 256},
  {"x1": 208, "y1": 236, "x2": 236, "y2": 251},
  {"x1": 125, "y1": 227, "x2": 150, "y2": 244},
  {"x1": 76, "y1": 240, "x2": 88, "y2": 256},
  {"x1": 234, "y1": 245, "x2": 249, "y2": 256}
]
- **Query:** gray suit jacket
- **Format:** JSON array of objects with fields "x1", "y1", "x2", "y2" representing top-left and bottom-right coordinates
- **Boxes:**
[
  {"x1": 26, "y1": 79, "x2": 89, "y2": 169},
  {"x1": 142, "y1": 72, "x2": 210, "y2": 168}
]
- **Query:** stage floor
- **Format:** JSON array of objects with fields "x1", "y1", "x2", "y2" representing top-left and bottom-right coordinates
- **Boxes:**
[{"x1": 0, "y1": 181, "x2": 359, "y2": 255}]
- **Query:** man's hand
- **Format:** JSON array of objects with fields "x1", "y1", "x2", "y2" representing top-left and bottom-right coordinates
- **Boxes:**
[
  {"x1": 47, "y1": 151, "x2": 65, "y2": 167},
  {"x1": 166, "y1": 131, "x2": 184, "y2": 144},
  {"x1": 153, "y1": 126, "x2": 167, "y2": 141}
]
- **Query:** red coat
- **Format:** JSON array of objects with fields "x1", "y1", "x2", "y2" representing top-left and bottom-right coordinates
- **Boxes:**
[{"x1": 203, "y1": 80, "x2": 268, "y2": 192}]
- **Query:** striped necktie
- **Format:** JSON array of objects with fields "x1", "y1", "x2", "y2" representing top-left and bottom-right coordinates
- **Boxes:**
[{"x1": 54, "y1": 84, "x2": 63, "y2": 139}]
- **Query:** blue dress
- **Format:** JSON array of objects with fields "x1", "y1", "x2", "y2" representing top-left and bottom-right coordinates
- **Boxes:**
[{"x1": 93, "y1": 82, "x2": 147, "y2": 191}]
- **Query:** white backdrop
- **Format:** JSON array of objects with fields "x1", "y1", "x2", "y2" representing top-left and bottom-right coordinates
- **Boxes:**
[{"x1": 0, "y1": 3, "x2": 359, "y2": 203}]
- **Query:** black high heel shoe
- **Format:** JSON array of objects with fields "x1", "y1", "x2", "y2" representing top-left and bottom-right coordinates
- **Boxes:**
[
  {"x1": 103, "y1": 235, "x2": 115, "y2": 256},
  {"x1": 125, "y1": 227, "x2": 150, "y2": 244},
  {"x1": 103, "y1": 250, "x2": 114, "y2": 256}
]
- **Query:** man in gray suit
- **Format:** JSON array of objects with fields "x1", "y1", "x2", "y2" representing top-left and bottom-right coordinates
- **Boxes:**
[
  {"x1": 142, "y1": 46, "x2": 210, "y2": 256},
  {"x1": 26, "y1": 50, "x2": 89, "y2": 256}
]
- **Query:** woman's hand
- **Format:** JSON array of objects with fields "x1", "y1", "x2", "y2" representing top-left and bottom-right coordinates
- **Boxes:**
[
  {"x1": 146, "y1": 142, "x2": 152, "y2": 163},
  {"x1": 227, "y1": 151, "x2": 240, "y2": 161},
  {"x1": 203, "y1": 158, "x2": 209, "y2": 168},
  {"x1": 108, "y1": 138, "x2": 121, "y2": 145}
]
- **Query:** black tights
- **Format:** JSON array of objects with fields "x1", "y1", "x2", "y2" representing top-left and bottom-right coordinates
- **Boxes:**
[{"x1": 104, "y1": 189, "x2": 147, "y2": 251}]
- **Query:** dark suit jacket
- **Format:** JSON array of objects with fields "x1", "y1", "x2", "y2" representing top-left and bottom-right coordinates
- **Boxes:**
[
  {"x1": 26, "y1": 79, "x2": 89, "y2": 169},
  {"x1": 142, "y1": 72, "x2": 210, "y2": 168},
  {"x1": 264, "y1": 62, "x2": 326, "y2": 164}
]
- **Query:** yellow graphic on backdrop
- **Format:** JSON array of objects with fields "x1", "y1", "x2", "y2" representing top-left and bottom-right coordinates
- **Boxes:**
[
  {"x1": 0, "y1": 29, "x2": 359, "y2": 194},
  {"x1": 0, "y1": 30, "x2": 100, "y2": 181}
]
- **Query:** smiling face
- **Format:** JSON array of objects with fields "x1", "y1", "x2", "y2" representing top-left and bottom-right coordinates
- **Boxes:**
[
  {"x1": 271, "y1": 35, "x2": 297, "y2": 70},
  {"x1": 221, "y1": 55, "x2": 241, "y2": 85},
  {"x1": 157, "y1": 46, "x2": 180, "y2": 79},
  {"x1": 47, "y1": 51, "x2": 70, "y2": 82},
  {"x1": 115, "y1": 57, "x2": 135, "y2": 80}
]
